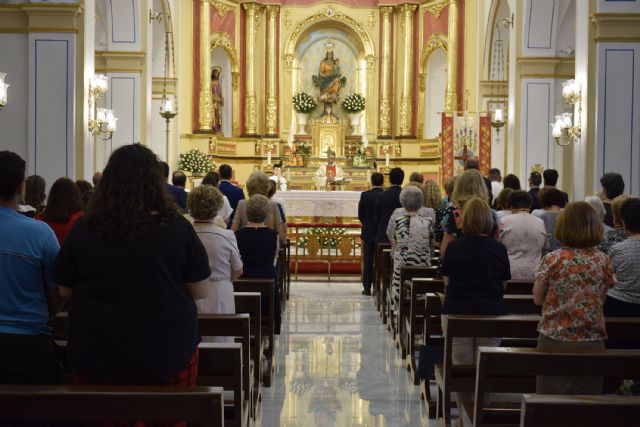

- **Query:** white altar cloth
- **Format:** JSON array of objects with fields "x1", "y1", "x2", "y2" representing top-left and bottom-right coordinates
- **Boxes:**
[{"x1": 275, "y1": 190, "x2": 362, "y2": 218}]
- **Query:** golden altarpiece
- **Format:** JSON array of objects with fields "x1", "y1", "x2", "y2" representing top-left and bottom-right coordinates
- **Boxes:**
[{"x1": 180, "y1": 0, "x2": 475, "y2": 194}]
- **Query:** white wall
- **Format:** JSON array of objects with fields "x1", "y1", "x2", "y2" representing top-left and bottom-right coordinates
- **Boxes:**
[
  {"x1": 522, "y1": 0, "x2": 559, "y2": 57},
  {"x1": 519, "y1": 78, "x2": 557, "y2": 179},
  {"x1": 0, "y1": 34, "x2": 28, "y2": 160},
  {"x1": 595, "y1": 44, "x2": 640, "y2": 195},
  {"x1": 27, "y1": 33, "x2": 76, "y2": 187},
  {"x1": 423, "y1": 49, "x2": 446, "y2": 139},
  {"x1": 107, "y1": 0, "x2": 142, "y2": 52}
]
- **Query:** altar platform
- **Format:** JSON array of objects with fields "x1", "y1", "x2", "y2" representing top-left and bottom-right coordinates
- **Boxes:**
[{"x1": 276, "y1": 190, "x2": 361, "y2": 219}]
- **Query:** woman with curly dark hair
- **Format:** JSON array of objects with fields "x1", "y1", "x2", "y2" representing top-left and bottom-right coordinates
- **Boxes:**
[
  {"x1": 52, "y1": 144, "x2": 211, "y2": 418},
  {"x1": 38, "y1": 177, "x2": 84, "y2": 245}
]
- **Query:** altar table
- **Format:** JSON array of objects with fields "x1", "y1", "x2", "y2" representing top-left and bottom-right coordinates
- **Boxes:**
[{"x1": 275, "y1": 190, "x2": 362, "y2": 218}]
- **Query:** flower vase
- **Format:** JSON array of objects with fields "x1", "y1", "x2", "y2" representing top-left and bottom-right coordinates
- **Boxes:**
[
  {"x1": 302, "y1": 154, "x2": 310, "y2": 168},
  {"x1": 348, "y1": 113, "x2": 362, "y2": 135},
  {"x1": 296, "y1": 112, "x2": 309, "y2": 135}
]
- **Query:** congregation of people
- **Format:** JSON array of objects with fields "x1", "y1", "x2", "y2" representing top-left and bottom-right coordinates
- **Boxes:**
[
  {"x1": 358, "y1": 159, "x2": 640, "y2": 400},
  {"x1": 1, "y1": 142, "x2": 640, "y2": 424},
  {"x1": 0, "y1": 145, "x2": 288, "y2": 423}
]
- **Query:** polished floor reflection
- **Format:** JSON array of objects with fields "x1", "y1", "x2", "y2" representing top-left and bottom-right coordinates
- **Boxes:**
[{"x1": 258, "y1": 281, "x2": 432, "y2": 427}]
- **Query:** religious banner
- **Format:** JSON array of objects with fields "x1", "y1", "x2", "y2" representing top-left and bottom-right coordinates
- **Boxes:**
[{"x1": 441, "y1": 112, "x2": 492, "y2": 182}]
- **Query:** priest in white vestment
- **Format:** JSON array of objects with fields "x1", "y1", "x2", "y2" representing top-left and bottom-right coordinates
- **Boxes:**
[{"x1": 313, "y1": 151, "x2": 344, "y2": 190}]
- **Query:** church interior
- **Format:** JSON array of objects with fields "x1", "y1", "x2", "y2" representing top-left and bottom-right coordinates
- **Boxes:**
[{"x1": 1, "y1": 0, "x2": 640, "y2": 426}]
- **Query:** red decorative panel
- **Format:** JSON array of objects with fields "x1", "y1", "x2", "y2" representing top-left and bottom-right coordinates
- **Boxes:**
[
  {"x1": 478, "y1": 115, "x2": 492, "y2": 177},
  {"x1": 441, "y1": 114, "x2": 454, "y2": 181}
]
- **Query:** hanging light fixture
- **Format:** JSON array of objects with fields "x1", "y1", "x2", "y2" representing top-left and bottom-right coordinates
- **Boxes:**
[
  {"x1": 0, "y1": 72, "x2": 9, "y2": 109},
  {"x1": 159, "y1": 12, "x2": 178, "y2": 160}
]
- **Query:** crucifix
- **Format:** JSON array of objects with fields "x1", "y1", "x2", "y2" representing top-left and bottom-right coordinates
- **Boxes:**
[{"x1": 453, "y1": 144, "x2": 469, "y2": 164}]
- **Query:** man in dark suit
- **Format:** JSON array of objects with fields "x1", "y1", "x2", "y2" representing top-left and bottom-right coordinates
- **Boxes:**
[
  {"x1": 543, "y1": 169, "x2": 569, "y2": 205},
  {"x1": 218, "y1": 164, "x2": 245, "y2": 226},
  {"x1": 160, "y1": 161, "x2": 187, "y2": 211},
  {"x1": 374, "y1": 167, "x2": 404, "y2": 243},
  {"x1": 528, "y1": 171, "x2": 542, "y2": 211},
  {"x1": 358, "y1": 172, "x2": 384, "y2": 296}
]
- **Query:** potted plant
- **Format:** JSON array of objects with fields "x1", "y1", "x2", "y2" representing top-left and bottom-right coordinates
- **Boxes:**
[
  {"x1": 178, "y1": 149, "x2": 216, "y2": 185},
  {"x1": 341, "y1": 93, "x2": 365, "y2": 135},
  {"x1": 292, "y1": 92, "x2": 317, "y2": 135}
]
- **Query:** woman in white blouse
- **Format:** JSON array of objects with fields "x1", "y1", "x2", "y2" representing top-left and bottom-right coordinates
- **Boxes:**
[{"x1": 188, "y1": 185, "x2": 243, "y2": 341}]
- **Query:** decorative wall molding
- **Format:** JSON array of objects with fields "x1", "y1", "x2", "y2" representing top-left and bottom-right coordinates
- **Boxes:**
[
  {"x1": 210, "y1": 0, "x2": 232, "y2": 18},
  {"x1": 424, "y1": 0, "x2": 449, "y2": 18},
  {"x1": 592, "y1": 13, "x2": 640, "y2": 42}
]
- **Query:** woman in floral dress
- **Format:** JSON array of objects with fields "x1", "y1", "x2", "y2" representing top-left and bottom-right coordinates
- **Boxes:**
[{"x1": 533, "y1": 202, "x2": 614, "y2": 394}]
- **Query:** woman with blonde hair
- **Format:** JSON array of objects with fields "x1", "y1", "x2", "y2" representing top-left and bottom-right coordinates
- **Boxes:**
[
  {"x1": 440, "y1": 169, "x2": 496, "y2": 256},
  {"x1": 231, "y1": 171, "x2": 285, "y2": 242},
  {"x1": 188, "y1": 185, "x2": 243, "y2": 338},
  {"x1": 422, "y1": 180, "x2": 442, "y2": 209}
]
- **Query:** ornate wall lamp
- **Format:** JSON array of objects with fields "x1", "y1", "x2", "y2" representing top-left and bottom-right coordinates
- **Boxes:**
[
  {"x1": 491, "y1": 108, "x2": 505, "y2": 133},
  {"x1": 551, "y1": 79, "x2": 581, "y2": 146},
  {"x1": 88, "y1": 74, "x2": 117, "y2": 140},
  {"x1": 0, "y1": 72, "x2": 9, "y2": 109}
]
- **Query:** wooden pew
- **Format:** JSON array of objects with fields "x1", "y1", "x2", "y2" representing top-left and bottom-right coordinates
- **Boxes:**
[
  {"x1": 467, "y1": 347, "x2": 640, "y2": 427},
  {"x1": 285, "y1": 238, "x2": 292, "y2": 301},
  {"x1": 415, "y1": 282, "x2": 536, "y2": 418},
  {"x1": 278, "y1": 248, "x2": 287, "y2": 313},
  {"x1": 435, "y1": 315, "x2": 541, "y2": 425},
  {"x1": 233, "y1": 278, "x2": 276, "y2": 387},
  {"x1": 381, "y1": 248, "x2": 392, "y2": 325},
  {"x1": 234, "y1": 292, "x2": 263, "y2": 418},
  {"x1": 373, "y1": 242, "x2": 391, "y2": 313},
  {"x1": 437, "y1": 315, "x2": 640, "y2": 426},
  {"x1": 0, "y1": 385, "x2": 224, "y2": 426},
  {"x1": 397, "y1": 266, "x2": 439, "y2": 358},
  {"x1": 405, "y1": 278, "x2": 445, "y2": 384},
  {"x1": 520, "y1": 394, "x2": 640, "y2": 427},
  {"x1": 199, "y1": 314, "x2": 252, "y2": 420},
  {"x1": 198, "y1": 342, "x2": 247, "y2": 427}
]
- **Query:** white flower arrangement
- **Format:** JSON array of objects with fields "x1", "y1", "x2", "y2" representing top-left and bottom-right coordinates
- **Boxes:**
[
  {"x1": 292, "y1": 92, "x2": 317, "y2": 114},
  {"x1": 178, "y1": 149, "x2": 216, "y2": 175},
  {"x1": 341, "y1": 93, "x2": 365, "y2": 113}
]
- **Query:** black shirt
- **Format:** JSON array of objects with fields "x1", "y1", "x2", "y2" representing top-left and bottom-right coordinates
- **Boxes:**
[
  {"x1": 52, "y1": 215, "x2": 211, "y2": 383},
  {"x1": 441, "y1": 236, "x2": 511, "y2": 315},
  {"x1": 236, "y1": 227, "x2": 278, "y2": 281}
]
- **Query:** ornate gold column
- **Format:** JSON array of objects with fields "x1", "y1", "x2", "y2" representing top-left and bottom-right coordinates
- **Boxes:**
[
  {"x1": 445, "y1": 0, "x2": 458, "y2": 112},
  {"x1": 265, "y1": 5, "x2": 279, "y2": 136},
  {"x1": 378, "y1": 6, "x2": 393, "y2": 138},
  {"x1": 398, "y1": 4, "x2": 417, "y2": 136},
  {"x1": 243, "y1": 3, "x2": 260, "y2": 135},
  {"x1": 198, "y1": 0, "x2": 212, "y2": 130}
]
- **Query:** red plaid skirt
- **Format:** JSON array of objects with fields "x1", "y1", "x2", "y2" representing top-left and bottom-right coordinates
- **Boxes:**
[{"x1": 73, "y1": 349, "x2": 199, "y2": 427}]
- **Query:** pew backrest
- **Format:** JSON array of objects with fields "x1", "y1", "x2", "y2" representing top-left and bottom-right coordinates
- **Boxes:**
[
  {"x1": 520, "y1": 394, "x2": 640, "y2": 427},
  {"x1": 0, "y1": 385, "x2": 224, "y2": 427}
]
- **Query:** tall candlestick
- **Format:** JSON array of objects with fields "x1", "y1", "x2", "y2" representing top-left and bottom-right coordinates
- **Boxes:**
[
  {"x1": 267, "y1": 146, "x2": 272, "y2": 165},
  {"x1": 385, "y1": 149, "x2": 390, "y2": 167}
]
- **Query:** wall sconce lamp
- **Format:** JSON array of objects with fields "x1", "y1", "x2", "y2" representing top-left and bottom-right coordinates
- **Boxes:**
[
  {"x1": 0, "y1": 72, "x2": 9, "y2": 109},
  {"x1": 88, "y1": 74, "x2": 117, "y2": 140},
  {"x1": 149, "y1": 11, "x2": 163, "y2": 24},
  {"x1": 551, "y1": 79, "x2": 582, "y2": 146},
  {"x1": 491, "y1": 108, "x2": 506, "y2": 133}
]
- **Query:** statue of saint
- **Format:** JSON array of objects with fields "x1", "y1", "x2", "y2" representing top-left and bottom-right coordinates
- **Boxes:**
[
  {"x1": 211, "y1": 67, "x2": 224, "y2": 132},
  {"x1": 313, "y1": 40, "x2": 345, "y2": 116}
]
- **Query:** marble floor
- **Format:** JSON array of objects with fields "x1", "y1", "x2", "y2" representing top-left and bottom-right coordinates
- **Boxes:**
[{"x1": 258, "y1": 280, "x2": 436, "y2": 427}]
